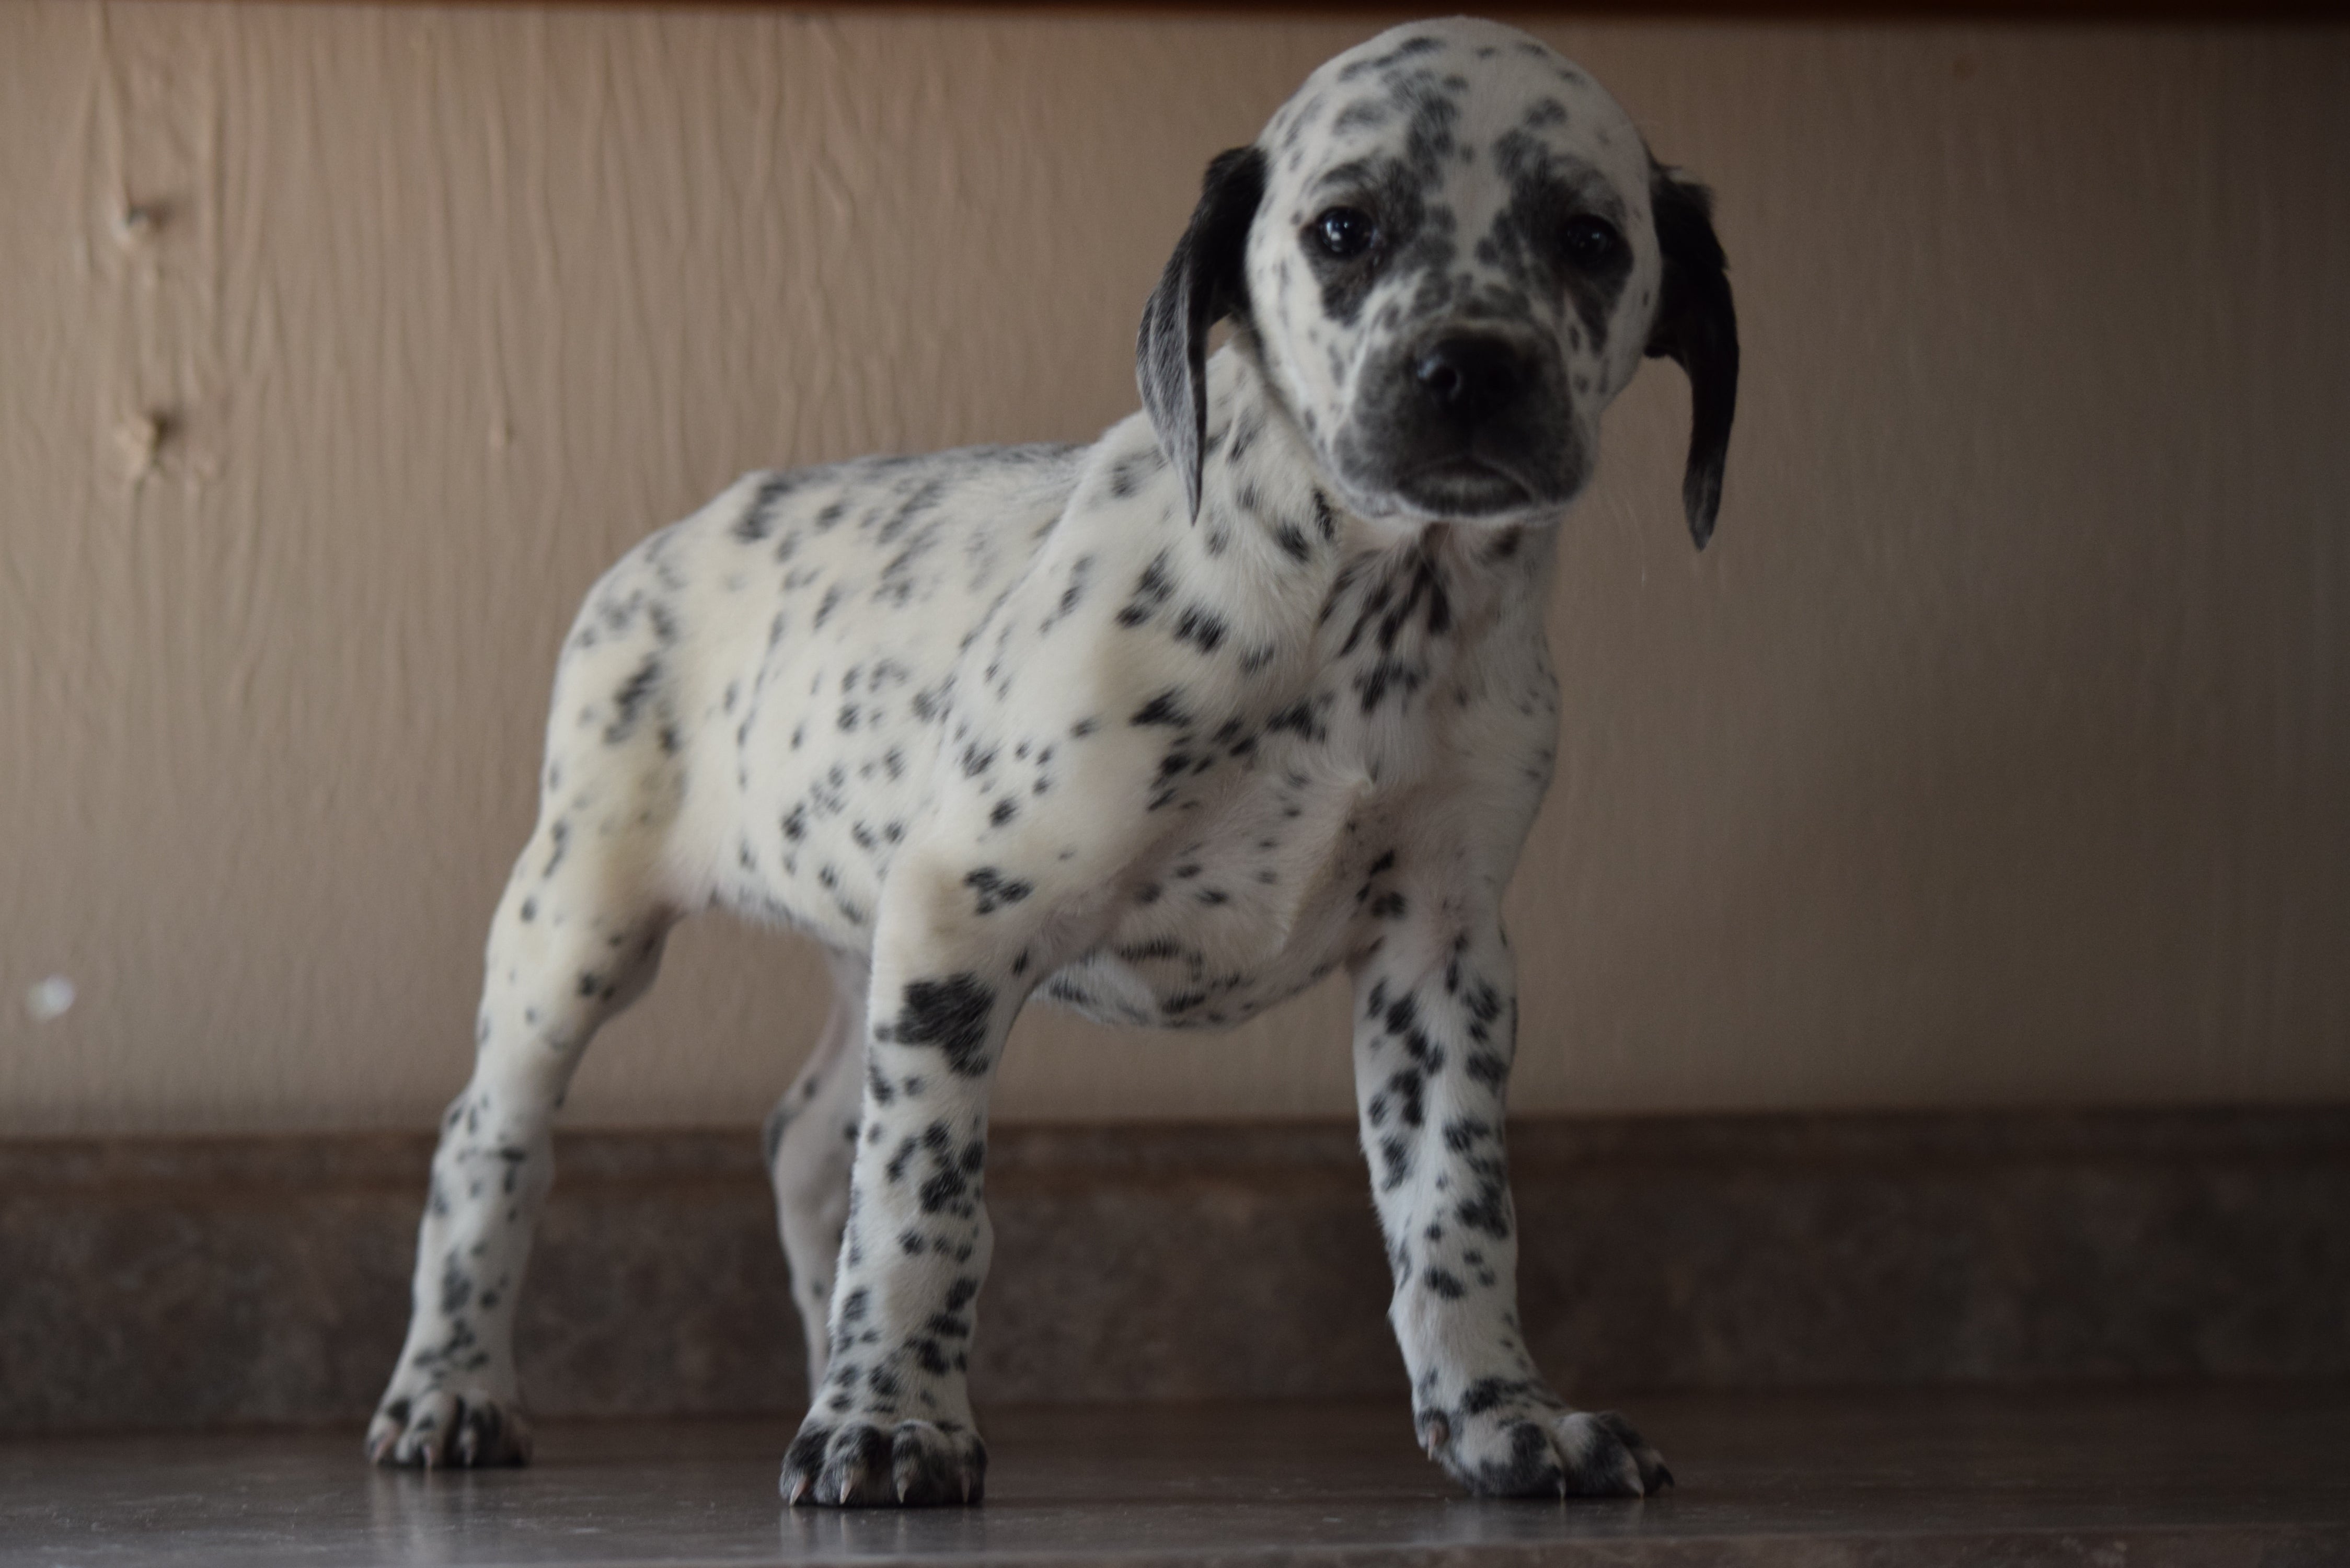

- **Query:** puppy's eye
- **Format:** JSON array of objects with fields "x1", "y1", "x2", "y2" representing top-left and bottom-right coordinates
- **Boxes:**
[
  {"x1": 1560, "y1": 215, "x2": 1622, "y2": 269},
  {"x1": 1309, "y1": 206, "x2": 1379, "y2": 261}
]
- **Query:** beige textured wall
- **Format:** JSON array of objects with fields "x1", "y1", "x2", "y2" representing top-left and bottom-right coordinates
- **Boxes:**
[{"x1": 3, "y1": 4, "x2": 2345, "y2": 1135}]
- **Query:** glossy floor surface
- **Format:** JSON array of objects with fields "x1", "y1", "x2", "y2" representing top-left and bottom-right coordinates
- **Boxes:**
[{"x1": 5, "y1": 1389, "x2": 2346, "y2": 1566}]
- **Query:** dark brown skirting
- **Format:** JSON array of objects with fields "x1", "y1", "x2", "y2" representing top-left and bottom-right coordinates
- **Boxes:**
[{"x1": 3, "y1": 1107, "x2": 2345, "y2": 1433}]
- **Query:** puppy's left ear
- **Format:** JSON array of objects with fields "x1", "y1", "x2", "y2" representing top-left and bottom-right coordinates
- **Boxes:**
[
  {"x1": 1138, "y1": 145, "x2": 1267, "y2": 522},
  {"x1": 1644, "y1": 165, "x2": 1738, "y2": 550}
]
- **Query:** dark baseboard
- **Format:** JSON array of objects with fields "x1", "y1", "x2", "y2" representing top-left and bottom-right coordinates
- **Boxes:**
[{"x1": 3, "y1": 1108, "x2": 2345, "y2": 1433}]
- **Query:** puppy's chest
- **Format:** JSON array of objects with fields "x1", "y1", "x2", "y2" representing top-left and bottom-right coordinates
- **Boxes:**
[{"x1": 1045, "y1": 538, "x2": 1528, "y2": 1032}]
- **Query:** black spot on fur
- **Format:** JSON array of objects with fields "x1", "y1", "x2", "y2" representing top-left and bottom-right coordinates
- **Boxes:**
[
  {"x1": 882, "y1": 974, "x2": 997, "y2": 1077},
  {"x1": 1131, "y1": 690, "x2": 1191, "y2": 728},
  {"x1": 1174, "y1": 606, "x2": 1228, "y2": 653},
  {"x1": 964, "y1": 867, "x2": 1033, "y2": 915},
  {"x1": 732, "y1": 473, "x2": 797, "y2": 543},
  {"x1": 1116, "y1": 551, "x2": 1177, "y2": 628},
  {"x1": 605, "y1": 657, "x2": 662, "y2": 744}
]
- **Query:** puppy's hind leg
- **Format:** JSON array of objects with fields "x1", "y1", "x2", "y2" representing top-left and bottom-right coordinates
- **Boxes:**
[
  {"x1": 368, "y1": 790, "x2": 678, "y2": 1468},
  {"x1": 764, "y1": 948, "x2": 870, "y2": 1396}
]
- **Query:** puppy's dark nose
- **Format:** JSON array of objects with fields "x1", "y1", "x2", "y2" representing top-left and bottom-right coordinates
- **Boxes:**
[{"x1": 1413, "y1": 337, "x2": 1528, "y2": 420}]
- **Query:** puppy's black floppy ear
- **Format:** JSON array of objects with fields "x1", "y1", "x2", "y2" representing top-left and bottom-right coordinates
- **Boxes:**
[
  {"x1": 1644, "y1": 166, "x2": 1738, "y2": 550},
  {"x1": 1138, "y1": 145, "x2": 1267, "y2": 522}
]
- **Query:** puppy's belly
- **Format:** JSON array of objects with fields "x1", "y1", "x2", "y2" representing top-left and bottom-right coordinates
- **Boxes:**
[
  {"x1": 1037, "y1": 769, "x2": 1387, "y2": 1033},
  {"x1": 1039, "y1": 915, "x2": 1353, "y2": 1033}
]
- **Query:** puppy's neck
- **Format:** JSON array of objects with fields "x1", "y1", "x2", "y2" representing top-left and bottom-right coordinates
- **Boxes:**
[{"x1": 1181, "y1": 341, "x2": 1333, "y2": 561}]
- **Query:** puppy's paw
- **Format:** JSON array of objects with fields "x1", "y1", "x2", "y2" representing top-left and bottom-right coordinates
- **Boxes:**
[
  {"x1": 1420, "y1": 1389, "x2": 1668, "y2": 1498},
  {"x1": 365, "y1": 1388, "x2": 533, "y2": 1469},
  {"x1": 780, "y1": 1417, "x2": 986, "y2": 1507}
]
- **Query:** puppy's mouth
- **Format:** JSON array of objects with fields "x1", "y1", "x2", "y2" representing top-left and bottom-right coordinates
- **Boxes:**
[
  {"x1": 1326, "y1": 393, "x2": 1586, "y2": 525},
  {"x1": 1392, "y1": 453, "x2": 1543, "y2": 520}
]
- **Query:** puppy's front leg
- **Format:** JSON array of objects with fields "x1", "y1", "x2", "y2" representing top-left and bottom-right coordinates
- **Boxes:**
[
  {"x1": 1352, "y1": 914, "x2": 1671, "y2": 1498},
  {"x1": 778, "y1": 860, "x2": 1041, "y2": 1507}
]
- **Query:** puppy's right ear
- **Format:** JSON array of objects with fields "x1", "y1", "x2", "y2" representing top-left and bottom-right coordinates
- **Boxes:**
[{"x1": 1137, "y1": 145, "x2": 1267, "y2": 522}]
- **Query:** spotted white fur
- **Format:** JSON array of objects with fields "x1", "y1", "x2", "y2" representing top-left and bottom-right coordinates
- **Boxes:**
[{"x1": 368, "y1": 17, "x2": 1736, "y2": 1505}]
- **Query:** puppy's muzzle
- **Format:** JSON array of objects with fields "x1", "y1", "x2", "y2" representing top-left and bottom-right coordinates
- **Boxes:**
[{"x1": 1375, "y1": 331, "x2": 1577, "y2": 519}]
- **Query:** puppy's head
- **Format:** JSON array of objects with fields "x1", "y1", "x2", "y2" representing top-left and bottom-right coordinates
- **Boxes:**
[{"x1": 1138, "y1": 18, "x2": 1738, "y2": 547}]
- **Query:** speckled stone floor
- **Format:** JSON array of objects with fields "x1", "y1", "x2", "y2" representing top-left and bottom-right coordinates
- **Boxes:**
[{"x1": 5, "y1": 1388, "x2": 2346, "y2": 1566}]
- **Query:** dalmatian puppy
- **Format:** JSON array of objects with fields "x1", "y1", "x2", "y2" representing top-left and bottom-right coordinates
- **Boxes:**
[{"x1": 366, "y1": 15, "x2": 1736, "y2": 1506}]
